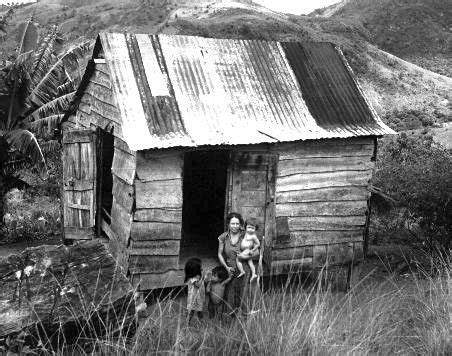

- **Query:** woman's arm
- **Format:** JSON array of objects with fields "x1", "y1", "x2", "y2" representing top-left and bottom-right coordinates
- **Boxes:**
[{"x1": 218, "y1": 239, "x2": 234, "y2": 274}]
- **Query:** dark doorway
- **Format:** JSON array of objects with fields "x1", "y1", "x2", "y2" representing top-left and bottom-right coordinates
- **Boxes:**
[
  {"x1": 180, "y1": 150, "x2": 229, "y2": 260},
  {"x1": 97, "y1": 129, "x2": 114, "y2": 227}
]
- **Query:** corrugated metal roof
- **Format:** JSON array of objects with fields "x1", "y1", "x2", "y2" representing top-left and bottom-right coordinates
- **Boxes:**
[{"x1": 95, "y1": 33, "x2": 394, "y2": 150}]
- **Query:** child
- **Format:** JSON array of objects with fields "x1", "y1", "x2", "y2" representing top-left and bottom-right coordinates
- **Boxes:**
[
  {"x1": 206, "y1": 265, "x2": 232, "y2": 318},
  {"x1": 184, "y1": 257, "x2": 205, "y2": 322},
  {"x1": 236, "y1": 218, "x2": 260, "y2": 283}
]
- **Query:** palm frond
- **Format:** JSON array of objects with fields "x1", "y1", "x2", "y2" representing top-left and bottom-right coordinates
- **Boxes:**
[
  {"x1": 5, "y1": 129, "x2": 47, "y2": 176},
  {"x1": 28, "y1": 114, "x2": 64, "y2": 137},
  {"x1": 27, "y1": 92, "x2": 75, "y2": 121},
  {"x1": 30, "y1": 26, "x2": 59, "y2": 88},
  {"x1": 57, "y1": 80, "x2": 75, "y2": 96},
  {"x1": 40, "y1": 139, "x2": 61, "y2": 154},
  {"x1": 2, "y1": 158, "x2": 31, "y2": 175},
  {"x1": 16, "y1": 20, "x2": 38, "y2": 55},
  {"x1": 26, "y1": 41, "x2": 92, "y2": 108}
]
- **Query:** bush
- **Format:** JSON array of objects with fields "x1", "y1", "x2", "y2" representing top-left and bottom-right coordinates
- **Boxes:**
[
  {"x1": 372, "y1": 133, "x2": 451, "y2": 252},
  {"x1": 1, "y1": 188, "x2": 61, "y2": 242}
]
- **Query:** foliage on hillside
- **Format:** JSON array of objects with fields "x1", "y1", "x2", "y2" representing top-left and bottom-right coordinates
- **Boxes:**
[
  {"x1": 372, "y1": 133, "x2": 451, "y2": 251},
  {"x1": 321, "y1": 0, "x2": 452, "y2": 77}
]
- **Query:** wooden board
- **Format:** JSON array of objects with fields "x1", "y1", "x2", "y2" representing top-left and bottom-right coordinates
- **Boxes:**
[
  {"x1": 276, "y1": 186, "x2": 369, "y2": 203},
  {"x1": 273, "y1": 230, "x2": 363, "y2": 247},
  {"x1": 277, "y1": 156, "x2": 374, "y2": 176},
  {"x1": 110, "y1": 198, "x2": 133, "y2": 245},
  {"x1": 133, "y1": 208, "x2": 182, "y2": 223},
  {"x1": 287, "y1": 216, "x2": 366, "y2": 231},
  {"x1": 128, "y1": 256, "x2": 180, "y2": 274},
  {"x1": 132, "y1": 270, "x2": 185, "y2": 290},
  {"x1": 313, "y1": 245, "x2": 327, "y2": 268},
  {"x1": 0, "y1": 241, "x2": 133, "y2": 339},
  {"x1": 130, "y1": 221, "x2": 182, "y2": 241},
  {"x1": 135, "y1": 179, "x2": 183, "y2": 209},
  {"x1": 272, "y1": 246, "x2": 313, "y2": 260},
  {"x1": 277, "y1": 140, "x2": 374, "y2": 159},
  {"x1": 271, "y1": 258, "x2": 313, "y2": 274},
  {"x1": 136, "y1": 152, "x2": 183, "y2": 182},
  {"x1": 128, "y1": 239, "x2": 180, "y2": 256},
  {"x1": 112, "y1": 175, "x2": 134, "y2": 212},
  {"x1": 111, "y1": 147, "x2": 136, "y2": 185},
  {"x1": 275, "y1": 200, "x2": 368, "y2": 217},
  {"x1": 276, "y1": 170, "x2": 373, "y2": 192}
]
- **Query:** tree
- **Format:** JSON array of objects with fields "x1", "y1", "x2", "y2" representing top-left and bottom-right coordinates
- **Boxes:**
[{"x1": 0, "y1": 20, "x2": 92, "y2": 225}]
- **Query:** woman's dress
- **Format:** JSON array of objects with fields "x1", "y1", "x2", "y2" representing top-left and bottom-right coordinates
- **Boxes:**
[{"x1": 218, "y1": 231, "x2": 261, "y2": 314}]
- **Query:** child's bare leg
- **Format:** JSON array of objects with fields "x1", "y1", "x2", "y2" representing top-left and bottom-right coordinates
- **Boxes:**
[
  {"x1": 248, "y1": 260, "x2": 258, "y2": 282},
  {"x1": 236, "y1": 258, "x2": 245, "y2": 278}
]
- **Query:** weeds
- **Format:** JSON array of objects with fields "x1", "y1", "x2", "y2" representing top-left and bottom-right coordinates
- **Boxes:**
[{"x1": 2, "y1": 255, "x2": 449, "y2": 355}]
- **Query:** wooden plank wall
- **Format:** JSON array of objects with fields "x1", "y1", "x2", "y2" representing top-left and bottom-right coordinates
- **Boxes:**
[
  {"x1": 64, "y1": 63, "x2": 135, "y2": 268},
  {"x1": 272, "y1": 138, "x2": 374, "y2": 273},
  {"x1": 130, "y1": 150, "x2": 184, "y2": 288}
]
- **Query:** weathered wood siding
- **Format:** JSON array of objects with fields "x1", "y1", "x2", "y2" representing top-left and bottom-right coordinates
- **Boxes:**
[
  {"x1": 130, "y1": 150, "x2": 183, "y2": 285},
  {"x1": 69, "y1": 63, "x2": 122, "y2": 135},
  {"x1": 64, "y1": 63, "x2": 135, "y2": 268},
  {"x1": 272, "y1": 138, "x2": 374, "y2": 273}
]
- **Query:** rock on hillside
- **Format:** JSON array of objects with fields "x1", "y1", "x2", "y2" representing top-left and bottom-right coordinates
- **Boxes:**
[{"x1": 1, "y1": 0, "x2": 450, "y2": 133}]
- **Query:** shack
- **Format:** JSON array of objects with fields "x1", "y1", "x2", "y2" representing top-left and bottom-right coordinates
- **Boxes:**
[{"x1": 61, "y1": 33, "x2": 395, "y2": 290}]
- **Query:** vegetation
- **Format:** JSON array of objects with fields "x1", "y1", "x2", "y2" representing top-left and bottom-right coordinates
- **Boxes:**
[
  {"x1": 0, "y1": 18, "x2": 91, "y2": 227},
  {"x1": 372, "y1": 134, "x2": 452, "y2": 252},
  {"x1": 1, "y1": 258, "x2": 449, "y2": 355}
]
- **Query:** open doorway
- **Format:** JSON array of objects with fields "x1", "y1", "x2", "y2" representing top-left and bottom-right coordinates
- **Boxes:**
[
  {"x1": 96, "y1": 129, "x2": 114, "y2": 227},
  {"x1": 180, "y1": 150, "x2": 229, "y2": 264}
]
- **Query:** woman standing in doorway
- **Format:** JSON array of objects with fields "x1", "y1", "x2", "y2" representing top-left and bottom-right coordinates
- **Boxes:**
[{"x1": 217, "y1": 212, "x2": 259, "y2": 315}]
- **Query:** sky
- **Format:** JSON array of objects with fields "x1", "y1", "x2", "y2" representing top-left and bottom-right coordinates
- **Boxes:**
[{"x1": 254, "y1": 0, "x2": 340, "y2": 15}]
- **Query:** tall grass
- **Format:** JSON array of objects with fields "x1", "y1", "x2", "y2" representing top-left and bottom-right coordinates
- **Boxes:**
[{"x1": 6, "y1": 260, "x2": 450, "y2": 355}]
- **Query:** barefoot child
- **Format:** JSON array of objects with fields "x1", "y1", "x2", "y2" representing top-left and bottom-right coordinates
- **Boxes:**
[
  {"x1": 206, "y1": 266, "x2": 232, "y2": 318},
  {"x1": 236, "y1": 218, "x2": 260, "y2": 283},
  {"x1": 184, "y1": 257, "x2": 205, "y2": 322}
]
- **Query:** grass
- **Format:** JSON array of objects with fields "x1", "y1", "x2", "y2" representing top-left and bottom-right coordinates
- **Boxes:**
[{"x1": 4, "y1": 254, "x2": 449, "y2": 355}]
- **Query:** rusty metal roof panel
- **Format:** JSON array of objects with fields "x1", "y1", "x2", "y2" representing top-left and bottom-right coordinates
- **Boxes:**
[{"x1": 97, "y1": 33, "x2": 394, "y2": 151}]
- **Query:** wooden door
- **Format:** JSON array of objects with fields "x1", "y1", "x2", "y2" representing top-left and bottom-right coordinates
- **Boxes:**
[
  {"x1": 230, "y1": 152, "x2": 277, "y2": 274},
  {"x1": 62, "y1": 129, "x2": 97, "y2": 240}
]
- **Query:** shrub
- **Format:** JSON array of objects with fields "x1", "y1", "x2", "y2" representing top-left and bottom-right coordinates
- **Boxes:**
[{"x1": 372, "y1": 133, "x2": 451, "y2": 252}]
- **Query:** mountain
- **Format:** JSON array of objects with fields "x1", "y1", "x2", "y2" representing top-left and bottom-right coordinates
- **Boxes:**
[
  {"x1": 312, "y1": 0, "x2": 451, "y2": 77},
  {"x1": 1, "y1": 0, "x2": 450, "y2": 133}
]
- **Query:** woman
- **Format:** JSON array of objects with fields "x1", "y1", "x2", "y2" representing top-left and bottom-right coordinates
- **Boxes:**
[{"x1": 217, "y1": 212, "x2": 260, "y2": 315}]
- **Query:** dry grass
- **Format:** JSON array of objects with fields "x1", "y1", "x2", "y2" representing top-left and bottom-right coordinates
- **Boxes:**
[{"x1": 8, "y1": 256, "x2": 447, "y2": 355}]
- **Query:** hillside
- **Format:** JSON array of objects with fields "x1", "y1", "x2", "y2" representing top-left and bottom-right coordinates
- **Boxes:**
[
  {"x1": 0, "y1": 0, "x2": 450, "y2": 133},
  {"x1": 313, "y1": 0, "x2": 452, "y2": 77}
]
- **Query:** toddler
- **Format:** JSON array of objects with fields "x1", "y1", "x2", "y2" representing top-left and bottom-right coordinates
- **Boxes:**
[
  {"x1": 206, "y1": 265, "x2": 232, "y2": 318},
  {"x1": 184, "y1": 257, "x2": 205, "y2": 322},
  {"x1": 236, "y1": 218, "x2": 260, "y2": 282}
]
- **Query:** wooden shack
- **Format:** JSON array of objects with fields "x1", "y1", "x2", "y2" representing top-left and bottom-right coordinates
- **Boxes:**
[{"x1": 61, "y1": 33, "x2": 395, "y2": 290}]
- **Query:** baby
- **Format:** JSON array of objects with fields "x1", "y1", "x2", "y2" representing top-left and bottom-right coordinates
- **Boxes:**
[
  {"x1": 206, "y1": 265, "x2": 232, "y2": 318},
  {"x1": 236, "y1": 218, "x2": 260, "y2": 282}
]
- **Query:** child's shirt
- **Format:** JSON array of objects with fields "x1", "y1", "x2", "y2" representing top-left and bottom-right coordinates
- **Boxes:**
[
  {"x1": 187, "y1": 276, "x2": 205, "y2": 312},
  {"x1": 207, "y1": 281, "x2": 227, "y2": 305}
]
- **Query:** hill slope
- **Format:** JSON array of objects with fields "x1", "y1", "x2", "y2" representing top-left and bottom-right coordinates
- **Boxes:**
[
  {"x1": 313, "y1": 0, "x2": 452, "y2": 77},
  {"x1": 1, "y1": 0, "x2": 451, "y2": 133}
]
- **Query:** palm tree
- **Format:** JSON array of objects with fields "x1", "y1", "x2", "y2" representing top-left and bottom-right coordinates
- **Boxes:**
[{"x1": 0, "y1": 20, "x2": 92, "y2": 225}]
